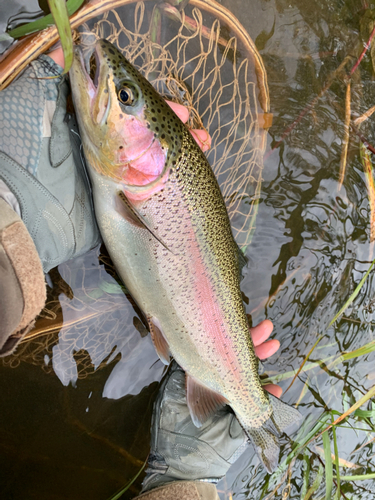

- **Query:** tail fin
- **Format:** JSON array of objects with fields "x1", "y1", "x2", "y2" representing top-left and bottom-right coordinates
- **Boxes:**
[{"x1": 246, "y1": 395, "x2": 301, "y2": 473}]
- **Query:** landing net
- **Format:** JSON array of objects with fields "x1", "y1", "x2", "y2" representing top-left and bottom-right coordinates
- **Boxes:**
[{"x1": 3, "y1": 0, "x2": 271, "y2": 378}]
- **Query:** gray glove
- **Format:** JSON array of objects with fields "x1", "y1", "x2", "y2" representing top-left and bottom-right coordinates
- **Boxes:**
[
  {"x1": 0, "y1": 54, "x2": 101, "y2": 356},
  {"x1": 0, "y1": 54, "x2": 100, "y2": 274},
  {"x1": 142, "y1": 361, "x2": 248, "y2": 492}
]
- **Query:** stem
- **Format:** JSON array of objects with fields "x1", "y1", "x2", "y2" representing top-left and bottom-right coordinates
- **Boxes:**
[{"x1": 349, "y1": 23, "x2": 375, "y2": 76}]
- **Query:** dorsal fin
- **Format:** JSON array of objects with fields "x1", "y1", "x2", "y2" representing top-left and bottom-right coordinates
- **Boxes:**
[
  {"x1": 186, "y1": 374, "x2": 228, "y2": 427},
  {"x1": 148, "y1": 317, "x2": 170, "y2": 365},
  {"x1": 116, "y1": 191, "x2": 171, "y2": 252}
]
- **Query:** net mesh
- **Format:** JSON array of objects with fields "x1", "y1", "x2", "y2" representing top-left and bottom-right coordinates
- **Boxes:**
[
  {"x1": 2, "y1": 0, "x2": 270, "y2": 377},
  {"x1": 79, "y1": 1, "x2": 268, "y2": 248}
]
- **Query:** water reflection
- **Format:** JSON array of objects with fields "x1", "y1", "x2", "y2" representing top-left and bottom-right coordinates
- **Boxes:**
[{"x1": 53, "y1": 247, "x2": 163, "y2": 395}]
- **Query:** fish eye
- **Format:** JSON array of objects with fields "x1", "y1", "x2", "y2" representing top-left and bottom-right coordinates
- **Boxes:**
[{"x1": 118, "y1": 86, "x2": 135, "y2": 105}]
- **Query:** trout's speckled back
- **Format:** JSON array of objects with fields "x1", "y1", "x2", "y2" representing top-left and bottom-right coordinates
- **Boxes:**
[{"x1": 69, "y1": 38, "x2": 300, "y2": 472}]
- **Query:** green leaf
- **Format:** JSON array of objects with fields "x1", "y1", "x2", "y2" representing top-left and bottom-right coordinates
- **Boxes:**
[
  {"x1": 300, "y1": 450, "x2": 311, "y2": 499},
  {"x1": 47, "y1": 0, "x2": 74, "y2": 74},
  {"x1": 334, "y1": 472, "x2": 375, "y2": 481},
  {"x1": 107, "y1": 458, "x2": 147, "y2": 500},
  {"x1": 323, "y1": 431, "x2": 333, "y2": 500},
  {"x1": 331, "y1": 412, "x2": 340, "y2": 499},
  {"x1": 284, "y1": 335, "x2": 323, "y2": 394},
  {"x1": 354, "y1": 408, "x2": 375, "y2": 418},
  {"x1": 328, "y1": 258, "x2": 375, "y2": 327},
  {"x1": 303, "y1": 463, "x2": 324, "y2": 500},
  {"x1": 5, "y1": 0, "x2": 84, "y2": 39}
]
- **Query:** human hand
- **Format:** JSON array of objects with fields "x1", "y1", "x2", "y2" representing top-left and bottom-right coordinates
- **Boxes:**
[{"x1": 142, "y1": 320, "x2": 282, "y2": 492}]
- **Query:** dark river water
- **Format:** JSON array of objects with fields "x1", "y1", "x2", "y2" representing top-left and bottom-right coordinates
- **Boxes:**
[{"x1": 1, "y1": 0, "x2": 375, "y2": 499}]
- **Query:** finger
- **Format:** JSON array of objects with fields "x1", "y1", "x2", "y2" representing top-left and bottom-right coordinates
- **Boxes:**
[
  {"x1": 250, "y1": 319, "x2": 274, "y2": 347},
  {"x1": 263, "y1": 384, "x2": 283, "y2": 398},
  {"x1": 190, "y1": 129, "x2": 211, "y2": 152},
  {"x1": 254, "y1": 339, "x2": 280, "y2": 360},
  {"x1": 166, "y1": 100, "x2": 189, "y2": 123},
  {"x1": 165, "y1": 101, "x2": 212, "y2": 151},
  {"x1": 48, "y1": 47, "x2": 65, "y2": 69}
]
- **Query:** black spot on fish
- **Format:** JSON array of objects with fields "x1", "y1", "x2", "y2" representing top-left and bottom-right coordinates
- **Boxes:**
[
  {"x1": 119, "y1": 146, "x2": 123, "y2": 149},
  {"x1": 109, "y1": 48, "x2": 115, "y2": 55}
]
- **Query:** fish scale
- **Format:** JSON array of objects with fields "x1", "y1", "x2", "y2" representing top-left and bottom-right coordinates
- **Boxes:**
[{"x1": 69, "y1": 38, "x2": 300, "y2": 472}]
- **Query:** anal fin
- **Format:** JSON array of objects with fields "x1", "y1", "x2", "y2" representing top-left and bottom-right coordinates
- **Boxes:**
[
  {"x1": 148, "y1": 317, "x2": 170, "y2": 365},
  {"x1": 186, "y1": 375, "x2": 228, "y2": 428}
]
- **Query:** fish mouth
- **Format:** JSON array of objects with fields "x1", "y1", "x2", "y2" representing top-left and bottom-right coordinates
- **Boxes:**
[
  {"x1": 76, "y1": 45, "x2": 101, "y2": 97},
  {"x1": 88, "y1": 50, "x2": 99, "y2": 88},
  {"x1": 75, "y1": 44, "x2": 112, "y2": 125}
]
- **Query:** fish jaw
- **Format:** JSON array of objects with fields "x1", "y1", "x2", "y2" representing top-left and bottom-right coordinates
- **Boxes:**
[{"x1": 69, "y1": 43, "x2": 166, "y2": 191}]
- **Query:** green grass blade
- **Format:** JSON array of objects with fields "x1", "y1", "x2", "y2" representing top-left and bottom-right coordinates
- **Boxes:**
[
  {"x1": 300, "y1": 450, "x2": 311, "y2": 499},
  {"x1": 328, "y1": 258, "x2": 375, "y2": 327},
  {"x1": 354, "y1": 408, "x2": 375, "y2": 418},
  {"x1": 341, "y1": 339, "x2": 375, "y2": 361},
  {"x1": 5, "y1": 0, "x2": 84, "y2": 39},
  {"x1": 263, "y1": 338, "x2": 375, "y2": 385},
  {"x1": 331, "y1": 412, "x2": 340, "y2": 499},
  {"x1": 303, "y1": 463, "x2": 324, "y2": 500},
  {"x1": 322, "y1": 431, "x2": 333, "y2": 500},
  {"x1": 279, "y1": 413, "x2": 331, "y2": 470},
  {"x1": 313, "y1": 385, "x2": 375, "y2": 444},
  {"x1": 47, "y1": 0, "x2": 73, "y2": 74},
  {"x1": 334, "y1": 472, "x2": 375, "y2": 481},
  {"x1": 107, "y1": 458, "x2": 147, "y2": 500},
  {"x1": 284, "y1": 335, "x2": 323, "y2": 394}
]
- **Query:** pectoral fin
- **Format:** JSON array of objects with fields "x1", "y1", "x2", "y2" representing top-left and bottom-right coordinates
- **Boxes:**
[
  {"x1": 186, "y1": 375, "x2": 228, "y2": 427},
  {"x1": 116, "y1": 191, "x2": 171, "y2": 252},
  {"x1": 148, "y1": 317, "x2": 170, "y2": 365}
]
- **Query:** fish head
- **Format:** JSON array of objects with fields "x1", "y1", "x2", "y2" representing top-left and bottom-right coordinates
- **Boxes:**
[{"x1": 70, "y1": 39, "x2": 181, "y2": 199}]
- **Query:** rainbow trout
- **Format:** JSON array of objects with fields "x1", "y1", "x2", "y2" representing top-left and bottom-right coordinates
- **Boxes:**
[{"x1": 69, "y1": 39, "x2": 300, "y2": 472}]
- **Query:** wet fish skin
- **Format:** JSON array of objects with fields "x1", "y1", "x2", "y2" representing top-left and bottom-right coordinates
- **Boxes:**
[{"x1": 69, "y1": 39, "x2": 300, "y2": 472}]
